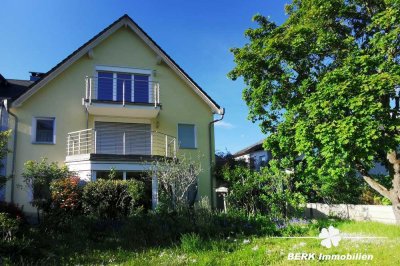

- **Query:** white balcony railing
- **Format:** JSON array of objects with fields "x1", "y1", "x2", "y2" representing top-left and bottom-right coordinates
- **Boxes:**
[
  {"x1": 67, "y1": 129, "x2": 176, "y2": 158},
  {"x1": 84, "y1": 76, "x2": 160, "y2": 107}
]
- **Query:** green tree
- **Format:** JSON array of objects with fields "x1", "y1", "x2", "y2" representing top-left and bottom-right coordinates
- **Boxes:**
[
  {"x1": 0, "y1": 130, "x2": 11, "y2": 188},
  {"x1": 223, "y1": 163, "x2": 305, "y2": 218},
  {"x1": 229, "y1": 0, "x2": 400, "y2": 222},
  {"x1": 22, "y1": 158, "x2": 70, "y2": 212},
  {"x1": 148, "y1": 156, "x2": 202, "y2": 211}
]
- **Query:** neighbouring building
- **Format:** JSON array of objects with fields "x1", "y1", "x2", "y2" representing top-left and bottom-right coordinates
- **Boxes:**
[
  {"x1": 0, "y1": 15, "x2": 224, "y2": 214},
  {"x1": 233, "y1": 140, "x2": 271, "y2": 170}
]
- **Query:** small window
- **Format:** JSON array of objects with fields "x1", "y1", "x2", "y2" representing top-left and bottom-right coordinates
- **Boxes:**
[
  {"x1": 32, "y1": 117, "x2": 55, "y2": 144},
  {"x1": 178, "y1": 124, "x2": 196, "y2": 149}
]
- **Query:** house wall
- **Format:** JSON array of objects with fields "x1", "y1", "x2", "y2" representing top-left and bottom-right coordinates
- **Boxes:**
[
  {"x1": 305, "y1": 203, "x2": 397, "y2": 224},
  {"x1": 235, "y1": 150, "x2": 271, "y2": 170},
  {"x1": 5, "y1": 27, "x2": 215, "y2": 213}
]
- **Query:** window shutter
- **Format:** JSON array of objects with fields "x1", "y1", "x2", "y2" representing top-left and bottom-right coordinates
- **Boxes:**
[{"x1": 95, "y1": 122, "x2": 151, "y2": 155}]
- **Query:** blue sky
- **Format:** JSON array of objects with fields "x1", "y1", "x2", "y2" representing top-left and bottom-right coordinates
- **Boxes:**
[{"x1": 0, "y1": 0, "x2": 288, "y2": 153}]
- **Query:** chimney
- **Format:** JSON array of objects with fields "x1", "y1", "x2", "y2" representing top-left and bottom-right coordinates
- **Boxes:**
[{"x1": 29, "y1": 71, "x2": 45, "y2": 81}]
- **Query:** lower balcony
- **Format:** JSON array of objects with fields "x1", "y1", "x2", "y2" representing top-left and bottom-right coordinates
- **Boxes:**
[
  {"x1": 65, "y1": 128, "x2": 176, "y2": 163},
  {"x1": 65, "y1": 127, "x2": 176, "y2": 209}
]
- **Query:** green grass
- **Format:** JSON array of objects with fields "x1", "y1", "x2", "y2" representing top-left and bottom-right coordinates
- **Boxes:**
[{"x1": 33, "y1": 220, "x2": 399, "y2": 265}]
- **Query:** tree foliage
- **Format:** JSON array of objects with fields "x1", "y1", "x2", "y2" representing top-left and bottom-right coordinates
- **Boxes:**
[
  {"x1": 148, "y1": 156, "x2": 202, "y2": 211},
  {"x1": 22, "y1": 158, "x2": 70, "y2": 211},
  {"x1": 0, "y1": 130, "x2": 11, "y2": 187},
  {"x1": 222, "y1": 162, "x2": 305, "y2": 218},
  {"x1": 229, "y1": 0, "x2": 400, "y2": 221}
]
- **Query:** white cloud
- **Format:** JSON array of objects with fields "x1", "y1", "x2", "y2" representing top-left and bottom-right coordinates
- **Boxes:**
[{"x1": 215, "y1": 121, "x2": 234, "y2": 129}]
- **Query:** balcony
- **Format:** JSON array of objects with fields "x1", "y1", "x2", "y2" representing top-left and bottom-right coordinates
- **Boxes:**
[
  {"x1": 66, "y1": 128, "x2": 176, "y2": 163},
  {"x1": 83, "y1": 76, "x2": 160, "y2": 118}
]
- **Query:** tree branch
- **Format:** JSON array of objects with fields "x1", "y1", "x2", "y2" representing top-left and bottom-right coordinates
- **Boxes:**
[{"x1": 363, "y1": 175, "x2": 391, "y2": 199}]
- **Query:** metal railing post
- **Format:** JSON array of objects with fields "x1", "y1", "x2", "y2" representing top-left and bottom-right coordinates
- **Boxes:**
[
  {"x1": 94, "y1": 129, "x2": 97, "y2": 154},
  {"x1": 78, "y1": 131, "x2": 81, "y2": 155},
  {"x1": 89, "y1": 77, "x2": 92, "y2": 104},
  {"x1": 150, "y1": 132, "x2": 153, "y2": 155},
  {"x1": 123, "y1": 131, "x2": 126, "y2": 155},
  {"x1": 123, "y1": 80, "x2": 125, "y2": 106},
  {"x1": 85, "y1": 76, "x2": 89, "y2": 100},
  {"x1": 165, "y1": 135, "x2": 168, "y2": 157},
  {"x1": 67, "y1": 134, "x2": 70, "y2": 156},
  {"x1": 173, "y1": 138, "x2": 176, "y2": 158},
  {"x1": 157, "y1": 83, "x2": 160, "y2": 105},
  {"x1": 154, "y1": 83, "x2": 157, "y2": 107}
]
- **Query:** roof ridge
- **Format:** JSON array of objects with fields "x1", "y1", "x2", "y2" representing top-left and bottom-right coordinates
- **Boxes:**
[{"x1": 13, "y1": 14, "x2": 221, "y2": 112}]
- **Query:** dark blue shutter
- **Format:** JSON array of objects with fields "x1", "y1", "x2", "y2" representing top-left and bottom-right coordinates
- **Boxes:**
[
  {"x1": 134, "y1": 75, "x2": 149, "y2": 103},
  {"x1": 97, "y1": 72, "x2": 113, "y2": 101},
  {"x1": 116, "y1": 73, "x2": 132, "y2": 102}
]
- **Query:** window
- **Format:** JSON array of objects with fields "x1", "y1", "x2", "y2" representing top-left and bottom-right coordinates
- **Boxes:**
[
  {"x1": 178, "y1": 124, "x2": 196, "y2": 149},
  {"x1": 96, "y1": 68, "x2": 150, "y2": 103},
  {"x1": 32, "y1": 117, "x2": 55, "y2": 144}
]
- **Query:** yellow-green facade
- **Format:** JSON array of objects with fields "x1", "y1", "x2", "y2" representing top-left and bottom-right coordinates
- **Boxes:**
[{"x1": 4, "y1": 19, "x2": 220, "y2": 213}]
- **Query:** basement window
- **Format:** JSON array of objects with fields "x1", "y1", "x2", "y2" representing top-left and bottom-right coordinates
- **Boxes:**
[{"x1": 32, "y1": 117, "x2": 56, "y2": 144}]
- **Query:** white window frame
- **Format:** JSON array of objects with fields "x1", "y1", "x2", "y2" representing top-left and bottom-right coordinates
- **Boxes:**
[
  {"x1": 32, "y1": 117, "x2": 56, "y2": 144},
  {"x1": 177, "y1": 123, "x2": 197, "y2": 149}
]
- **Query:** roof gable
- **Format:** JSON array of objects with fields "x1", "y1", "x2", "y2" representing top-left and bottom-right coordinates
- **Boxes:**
[{"x1": 12, "y1": 14, "x2": 222, "y2": 114}]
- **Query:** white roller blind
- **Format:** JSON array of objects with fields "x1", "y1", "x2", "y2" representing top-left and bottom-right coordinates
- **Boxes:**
[{"x1": 95, "y1": 122, "x2": 151, "y2": 155}]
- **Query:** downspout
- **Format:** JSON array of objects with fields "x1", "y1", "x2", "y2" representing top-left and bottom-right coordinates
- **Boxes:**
[
  {"x1": 3, "y1": 99, "x2": 18, "y2": 204},
  {"x1": 209, "y1": 108, "x2": 225, "y2": 208}
]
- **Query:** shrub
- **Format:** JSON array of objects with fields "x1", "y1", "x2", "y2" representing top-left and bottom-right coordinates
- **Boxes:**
[
  {"x1": 50, "y1": 177, "x2": 83, "y2": 214},
  {"x1": 0, "y1": 201, "x2": 26, "y2": 223},
  {"x1": 223, "y1": 164, "x2": 306, "y2": 219},
  {"x1": 0, "y1": 212, "x2": 20, "y2": 242},
  {"x1": 147, "y1": 156, "x2": 201, "y2": 210},
  {"x1": 82, "y1": 179, "x2": 145, "y2": 219},
  {"x1": 126, "y1": 179, "x2": 147, "y2": 211},
  {"x1": 22, "y1": 158, "x2": 71, "y2": 211}
]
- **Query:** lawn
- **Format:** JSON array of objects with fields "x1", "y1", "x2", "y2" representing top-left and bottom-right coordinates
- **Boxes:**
[{"x1": 51, "y1": 220, "x2": 399, "y2": 265}]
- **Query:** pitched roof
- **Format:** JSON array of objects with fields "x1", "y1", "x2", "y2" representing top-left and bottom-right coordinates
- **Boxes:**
[
  {"x1": 0, "y1": 74, "x2": 33, "y2": 101},
  {"x1": 233, "y1": 139, "x2": 266, "y2": 157},
  {"x1": 11, "y1": 14, "x2": 223, "y2": 114}
]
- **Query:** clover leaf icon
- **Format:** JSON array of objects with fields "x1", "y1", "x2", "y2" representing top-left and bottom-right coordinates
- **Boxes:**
[{"x1": 319, "y1": 225, "x2": 341, "y2": 248}]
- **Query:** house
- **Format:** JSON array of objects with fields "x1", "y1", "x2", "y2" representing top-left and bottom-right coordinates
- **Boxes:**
[
  {"x1": 0, "y1": 14, "x2": 224, "y2": 213},
  {"x1": 233, "y1": 140, "x2": 271, "y2": 170}
]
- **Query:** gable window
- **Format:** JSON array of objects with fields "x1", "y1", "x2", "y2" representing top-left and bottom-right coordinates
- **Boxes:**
[
  {"x1": 32, "y1": 117, "x2": 55, "y2": 144},
  {"x1": 96, "y1": 67, "x2": 152, "y2": 104},
  {"x1": 178, "y1": 124, "x2": 196, "y2": 149}
]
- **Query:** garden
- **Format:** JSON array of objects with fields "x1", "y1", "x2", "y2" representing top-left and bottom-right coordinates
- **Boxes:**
[
  {"x1": 1, "y1": 156, "x2": 399, "y2": 265},
  {"x1": 2, "y1": 0, "x2": 400, "y2": 264}
]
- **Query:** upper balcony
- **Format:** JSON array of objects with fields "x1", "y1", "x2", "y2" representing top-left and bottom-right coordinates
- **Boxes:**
[{"x1": 83, "y1": 75, "x2": 160, "y2": 118}]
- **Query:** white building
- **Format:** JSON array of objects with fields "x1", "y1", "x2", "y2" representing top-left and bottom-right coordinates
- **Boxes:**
[{"x1": 233, "y1": 140, "x2": 271, "y2": 170}]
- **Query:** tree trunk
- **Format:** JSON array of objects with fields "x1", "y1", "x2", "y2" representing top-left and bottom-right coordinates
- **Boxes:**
[
  {"x1": 390, "y1": 195, "x2": 400, "y2": 223},
  {"x1": 363, "y1": 151, "x2": 400, "y2": 224}
]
